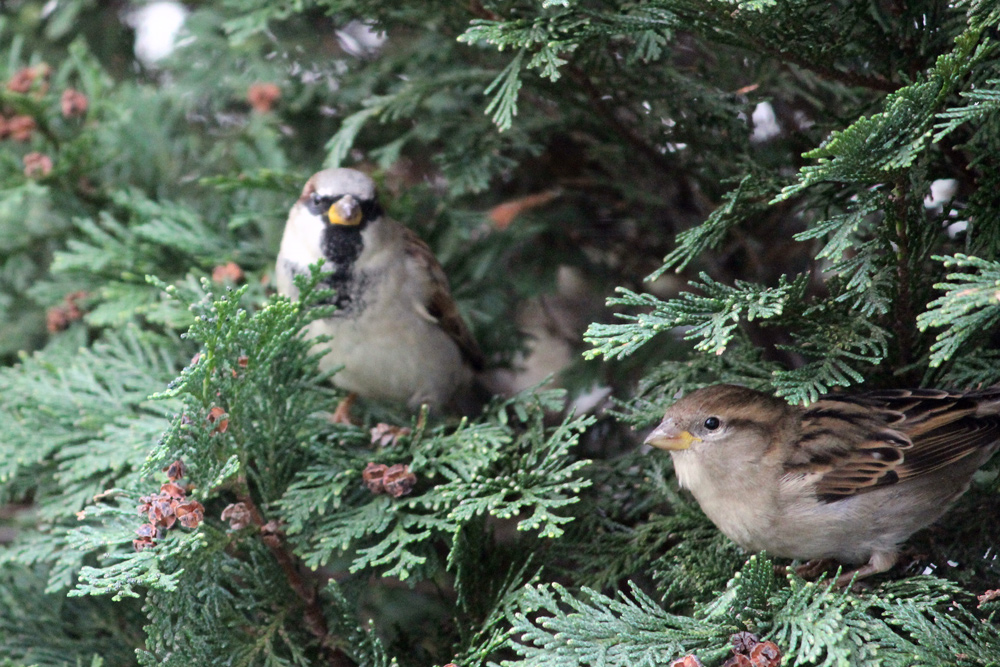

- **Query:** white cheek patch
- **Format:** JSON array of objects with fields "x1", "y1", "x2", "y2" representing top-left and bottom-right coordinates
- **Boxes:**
[
  {"x1": 282, "y1": 210, "x2": 327, "y2": 260},
  {"x1": 672, "y1": 451, "x2": 702, "y2": 491}
]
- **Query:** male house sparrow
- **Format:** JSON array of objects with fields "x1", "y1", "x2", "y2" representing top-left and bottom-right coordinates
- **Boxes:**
[
  {"x1": 644, "y1": 384, "x2": 1000, "y2": 584},
  {"x1": 276, "y1": 168, "x2": 484, "y2": 417}
]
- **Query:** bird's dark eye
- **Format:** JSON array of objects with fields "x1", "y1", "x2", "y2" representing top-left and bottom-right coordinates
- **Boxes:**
[
  {"x1": 704, "y1": 417, "x2": 721, "y2": 430},
  {"x1": 306, "y1": 193, "x2": 337, "y2": 216}
]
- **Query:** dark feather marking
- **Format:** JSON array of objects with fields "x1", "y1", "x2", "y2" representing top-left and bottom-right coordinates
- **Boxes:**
[
  {"x1": 318, "y1": 223, "x2": 366, "y2": 314},
  {"x1": 802, "y1": 407, "x2": 871, "y2": 427},
  {"x1": 803, "y1": 391, "x2": 1000, "y2": 503},
  {"x1": 798, "y1": 428, "x2": 837, "y2": 445}
]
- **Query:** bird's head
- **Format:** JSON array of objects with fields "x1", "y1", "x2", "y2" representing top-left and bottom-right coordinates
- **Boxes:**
[
  {"x1": 297, "y1": 168, "x2": 383, "y2": 228},
  {"x1": 644, "y1": 384, "x2": 796, "y2": 470}
]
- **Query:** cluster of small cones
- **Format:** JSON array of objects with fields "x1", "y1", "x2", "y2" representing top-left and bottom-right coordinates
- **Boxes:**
[
  {"x1": 670, "y1": 632, "x2": 781, "y2": 667},
  {"x1": 133, "y1": 459, "x2": 205, "y2": 551}
]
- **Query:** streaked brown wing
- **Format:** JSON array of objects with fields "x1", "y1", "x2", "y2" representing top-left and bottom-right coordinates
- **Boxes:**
[
  {"x1": 788, "y1": 389, "x2": 1000, "y2": 501},
  {"x1": 787, "y1": 397, "x2": 911, "y2": 499},
  {"x1": 402, "y1": 227, "x2": 485, "y2": 371}
]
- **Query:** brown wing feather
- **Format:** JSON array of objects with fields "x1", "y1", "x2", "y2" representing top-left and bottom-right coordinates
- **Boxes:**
[
  {"x1": 401, "y1": 227, "x2": 485, "y2": 371},
  {"x1": 788, "y1": 389, "x2": 1000, "y2": 501}
]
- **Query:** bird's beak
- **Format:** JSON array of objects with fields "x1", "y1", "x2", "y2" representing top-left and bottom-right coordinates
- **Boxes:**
[
  {"x1": 644, "y1": 419, "x2": 700, "y2": 451},
  {"x1": 328, "y1": 195, "x2": 363, "y2": 226}
]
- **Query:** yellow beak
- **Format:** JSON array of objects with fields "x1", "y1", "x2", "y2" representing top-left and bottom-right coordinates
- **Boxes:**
[
  {"x1": 328, "y1": 195, "x2": 363, "y2": 226},
  {"x1": 644, "y1": 419, "x2": 700, "y2": 451}
]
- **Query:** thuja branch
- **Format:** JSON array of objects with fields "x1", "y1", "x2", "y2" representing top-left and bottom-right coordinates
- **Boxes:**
[
  {"x1": 757, "y1": 43, "x2": 899, "y2": 94},
  {"x1": 687, "y1": 5, "x2": 900, "y2": 93},
  {"x1": 566, "y1": 65, "x2": 678, "y2": 176},
  {"x1": 890, "y1": 179, "x2": 915, "y2": 368},
  {"x1": 230, "y1": 479, "x2": 354, "y2": 667}
]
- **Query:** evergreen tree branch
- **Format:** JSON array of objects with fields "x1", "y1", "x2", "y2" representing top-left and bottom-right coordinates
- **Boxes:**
[
  {"x1": 232, "y1": 478, "x2": 355, "y2": 667},
  {"x1": 917, "y1": 254, "x2": 1000, "y2": 368},
  {"x1": 659, "y1": 1, "x2": 902, "y2": 94},
  {"x1": 754, "y1": 41, "x2": 899, "y2": 93},
  {"x1": 890, "y1": 179, "x2": 915, "y2": 368},
  {"x1": 3, "y1": 1, "x2": 1000, "y2": 663},
  {"x1": 566, "y1": 65, "x2": 677, "y2": 176}
]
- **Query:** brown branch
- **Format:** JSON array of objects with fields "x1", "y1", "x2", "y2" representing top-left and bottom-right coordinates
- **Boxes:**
[{"x1": 235, "y1": 484, "x2": 353, "y2": 667}]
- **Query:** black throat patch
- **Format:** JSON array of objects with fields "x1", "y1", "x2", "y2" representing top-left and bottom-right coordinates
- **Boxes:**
[{"x1": 318, "y1": 222, "x2": 367, "y2": 314}]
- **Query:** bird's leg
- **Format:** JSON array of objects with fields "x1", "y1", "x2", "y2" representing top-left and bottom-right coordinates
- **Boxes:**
[
  {"x1": 834, "y1": 551, "x2": 897, "y2": 588},
  {"x1": 330, "y1": 393, "x2": 358, "y2": 425},
  {"x1": 793, "y1": 558, "x2": 839, "y2": 580}
]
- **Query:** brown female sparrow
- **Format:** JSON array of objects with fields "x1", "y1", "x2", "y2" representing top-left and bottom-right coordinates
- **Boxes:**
[
  {"x1": 276, "y1": 168, "x2": 485, "y2": 419},
  {"x1": 644, "y1": 384, "x2": 1000, "y2": 585}
]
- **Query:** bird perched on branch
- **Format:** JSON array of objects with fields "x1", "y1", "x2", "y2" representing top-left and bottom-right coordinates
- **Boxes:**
[
  {"x1": 276, "y1": 168, "x2": 485, "y2": 421},
  {"x1": 644, "y1": 384, "x2": 1000, "y2": 585}
]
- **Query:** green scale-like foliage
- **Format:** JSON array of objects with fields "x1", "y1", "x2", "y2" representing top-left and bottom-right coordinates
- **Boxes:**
[
  {"x1": 505, "y1": 557, "x2": 1000, "y2": 667},
  {"x1": 585, "y1": 7, "x2": 1000, "y2": 402},
  {"x1": 1, "y1": 0, "x2": 999, "y2": 665},
  {"x1": 1, "y1": 271, "x2": 591, "y2": 663}
]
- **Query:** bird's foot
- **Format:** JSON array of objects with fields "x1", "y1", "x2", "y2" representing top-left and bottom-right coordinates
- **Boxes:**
[
  {"x1": 793, "y1": 558, "x2": 840, "y2": 581},
  {"x1": 330, "y1": 393, "x2": 358, "y2": 425},
  {"x1": 833, "y1": 551, "x2": 897, "y2": 588}
]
